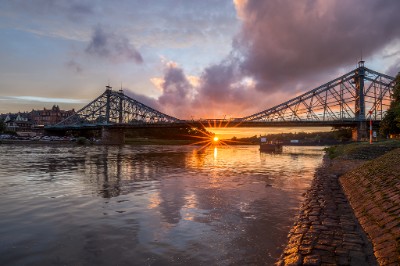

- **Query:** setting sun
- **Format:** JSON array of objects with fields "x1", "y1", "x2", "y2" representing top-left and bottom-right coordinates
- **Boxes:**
[{"x1": 213, "y1": 136, "x2": 219, "y2": 142}]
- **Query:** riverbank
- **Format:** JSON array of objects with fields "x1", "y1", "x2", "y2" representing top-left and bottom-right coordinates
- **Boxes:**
[
  {"x1": 0, "y1": 138, "x2": 197, "y2": 145},
  {"x1": 277, "y1": 140, "x2": 400, "y2": 265},
  {"x1": 341, "y1": 148, "x2": 400, "y2": 265},
  {"x1": 0, "y1": 138, "x2": 337, "y2": 146}
]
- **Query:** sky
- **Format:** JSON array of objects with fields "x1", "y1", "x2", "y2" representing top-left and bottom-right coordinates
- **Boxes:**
[{"x1": 1, "y1": 0, "x2": 400, "y2": 121}]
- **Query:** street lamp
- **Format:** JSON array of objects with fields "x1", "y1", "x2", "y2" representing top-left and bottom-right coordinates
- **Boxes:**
[{"x1": 369, "y1": 110, "x2": 373, "y2": 144}]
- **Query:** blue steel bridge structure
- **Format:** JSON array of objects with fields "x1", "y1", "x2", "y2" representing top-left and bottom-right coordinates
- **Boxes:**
[{"x1": 47, "y1": 61, "x2": 395, "y2": 142}]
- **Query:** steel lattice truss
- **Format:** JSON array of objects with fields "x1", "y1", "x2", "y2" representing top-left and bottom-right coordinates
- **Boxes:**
[
  {"x1": 57, "y1": 87, "x2": 180, "y2": 126},
  {"x1": 242, "y1": 64, "x2": 395, "y2": 123}
]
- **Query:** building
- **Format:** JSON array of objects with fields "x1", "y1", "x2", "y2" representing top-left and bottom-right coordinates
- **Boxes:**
[
  {"x1": 30, "y1": 105, "x2": 75, "y2": 126},
  {"x1": 0, "y1": 105, "x2": 75, "y2": 135},
  {"x1": 3, "y1": 112, "x2": 34, "y2": 133}
]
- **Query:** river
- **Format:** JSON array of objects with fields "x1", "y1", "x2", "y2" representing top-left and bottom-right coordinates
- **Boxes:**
[{"x1": 0, "y1": 144, "x2": 325, "y2": 265}]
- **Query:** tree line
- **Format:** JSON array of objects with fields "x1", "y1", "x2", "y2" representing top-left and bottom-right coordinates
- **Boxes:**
[{"x1": 380, "y1": 73, "x2": 400, "y2": 137}]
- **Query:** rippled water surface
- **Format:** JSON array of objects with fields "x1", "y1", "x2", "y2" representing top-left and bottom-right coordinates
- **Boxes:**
[{"x1": 0, "y1": 144, "x2": 325, "y2": 265}]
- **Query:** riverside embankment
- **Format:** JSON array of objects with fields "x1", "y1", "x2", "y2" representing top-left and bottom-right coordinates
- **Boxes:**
[
  {"x1": 277, "y1": 141, "x2": 400, "y2": 265},
  {"x1": 341, "y1": 147, "x2": 400, "y2": 265}
]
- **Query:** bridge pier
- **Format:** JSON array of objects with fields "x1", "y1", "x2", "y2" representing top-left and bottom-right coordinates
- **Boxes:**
[
  {"x1": 352, "y1": 122, "x2": 368, "y2": 141},
  {"x1": 101, "y1": 127, "x2": 125, "y2": 145}
]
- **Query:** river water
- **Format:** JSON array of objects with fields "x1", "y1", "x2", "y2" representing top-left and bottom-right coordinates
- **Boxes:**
[{"x1": 0, "y1": 144, "x2": 325, "y2": 265}]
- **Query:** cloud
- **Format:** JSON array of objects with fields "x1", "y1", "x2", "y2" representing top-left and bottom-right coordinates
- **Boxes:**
[
  {"x1": 149, "y1": 60, "x2": 196, "y2": 118},
  {"x1": 158, "y1": 61, "x2": 195, "y2": 105},
  {"x1": 137, "y1": 0, "x2": 400, "y2": 119},
  {"x1": 382, "y1": 40, "x2": 400, "y2": 76},
  {"x1": 386, "y1": 59, "x2": 400, "y2": 77},
  {"x1": 65, "y1": 60, "x2": 83, "y2": 74},
  {"x1": 85, "y1": 25, "x2": 143, "y2": 64},
  {"x1": 153, "y1": 0, "x2": 400, "y2": 119},
  {"x1": 3, "y1": 0, "x2": 94, "y2": 22},
  {"x1": 233, "y1": 0, "x2": 400, "y2": 92},
  {"x1": 123, "y1": 90, "x2": 162, "y2": 112},
  {"x1": 7, "y1": 96, "x2": 86, "y2": 104},
  {"x1": 142, "y1": 58, "x2": 268, "y2": 119}
]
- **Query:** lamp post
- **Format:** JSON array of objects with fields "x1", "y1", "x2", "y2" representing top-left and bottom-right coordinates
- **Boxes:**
[{"x1": 369, "y1": 110, "x2": 373, "y2": 144}]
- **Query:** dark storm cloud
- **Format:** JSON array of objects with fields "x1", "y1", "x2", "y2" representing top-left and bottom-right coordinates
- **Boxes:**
[
  {"x1": 234, "y1": 0, "x2": 400, "y2": 92},
  {"x1": 86, "y1": 26, "x2": 143, "y2": 64}
]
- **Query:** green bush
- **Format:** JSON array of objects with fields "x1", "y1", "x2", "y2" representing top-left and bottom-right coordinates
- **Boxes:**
[{"x1": 76, "y1": 137, "x2": 89, "y2": 145}]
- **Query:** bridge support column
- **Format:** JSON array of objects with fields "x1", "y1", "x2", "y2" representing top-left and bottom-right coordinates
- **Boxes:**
[
  {"x1": 101, "y1": 127, "x2": 125, "y2": 145},
  {"x1": 352, "y1": 122, "x2": 368, "y2": 141}
]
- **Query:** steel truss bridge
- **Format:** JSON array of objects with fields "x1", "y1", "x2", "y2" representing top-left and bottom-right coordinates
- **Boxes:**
[{"x1": 49, "y1": 61, "x2": 395, "y2": 132}]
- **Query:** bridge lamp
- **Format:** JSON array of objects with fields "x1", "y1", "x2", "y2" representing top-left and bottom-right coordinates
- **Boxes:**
[{"x1": 369, "y1": 110, "x2": 373, "y2": 144}]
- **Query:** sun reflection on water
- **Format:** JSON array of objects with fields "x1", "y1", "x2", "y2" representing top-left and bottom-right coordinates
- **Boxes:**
[{"x1": 0, "y1": 144, "x2": 326, "y2": 266}]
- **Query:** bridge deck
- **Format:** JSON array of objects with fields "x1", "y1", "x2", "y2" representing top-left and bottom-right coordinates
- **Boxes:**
[{"x1": 46, "y1": 119, "x2": 379, "y2": 131}]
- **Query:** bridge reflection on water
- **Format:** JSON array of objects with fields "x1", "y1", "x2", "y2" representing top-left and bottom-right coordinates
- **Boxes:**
[
  {"x1": 80, "y1": 145, "x2": 324, "y2": 198},
  {"x1": 0, "y1": 144, "x2": 325, "y2": 265}
]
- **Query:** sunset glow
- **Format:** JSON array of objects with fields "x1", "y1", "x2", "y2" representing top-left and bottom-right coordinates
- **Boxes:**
[
  {"x1": 209, "y1": 127, "x2": 332, "y2": 139},
  {"x1": 0, "y1": 1, "x2": 399, "y2": 118}
]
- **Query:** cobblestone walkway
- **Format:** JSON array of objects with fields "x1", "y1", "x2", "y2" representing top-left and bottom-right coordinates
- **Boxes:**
[
  {"x1": 276, "y1": 158, "x2": 377, "y2": 265},
  {"x1": 341, "y1": 148, "x2": 400, "y2": 265}
]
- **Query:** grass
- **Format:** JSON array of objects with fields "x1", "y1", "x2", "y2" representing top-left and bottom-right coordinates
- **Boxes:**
[{"x1": 324, "y1": 140, "x2": 400, "y2": 159}]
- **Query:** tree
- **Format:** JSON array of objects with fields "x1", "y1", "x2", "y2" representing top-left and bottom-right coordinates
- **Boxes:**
[
  {"x1": 380, "y1": 73, "x2": 400, "y2": 137},
  {"x1": 332, "y1": 127, "x2": 352, "y2": 142}
]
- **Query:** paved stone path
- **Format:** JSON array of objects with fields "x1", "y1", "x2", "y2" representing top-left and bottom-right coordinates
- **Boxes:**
[
  {"x1": 276, "y1": 157, "x2": 377, "y2": 266},
  {"x1": 341, "y1": 148, "x2": 400, "y2": 265}
]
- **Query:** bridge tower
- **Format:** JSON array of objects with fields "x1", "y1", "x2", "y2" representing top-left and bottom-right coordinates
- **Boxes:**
[
  {"x1": 105, "y1": 85, "x2": 112, "y2": 124},
  {"x1": 101, "y1": 86, "x2": 126, "y2": 144},
  {"x1": 355, "y1": 60, "x2": 366, "y2": 120},
  {"x1": 118, "y1": 89, "x2": 124, "y2": 124},
  {"x1": 352, "y1": 60, "x2": 368, "y2": 141}
]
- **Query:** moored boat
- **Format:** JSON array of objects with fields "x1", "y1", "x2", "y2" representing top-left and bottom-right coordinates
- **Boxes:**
[{"x1": 259, "y1": 138, "x2": 283, "y2": 152}]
